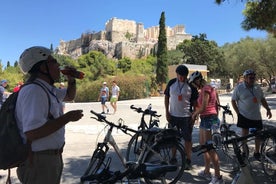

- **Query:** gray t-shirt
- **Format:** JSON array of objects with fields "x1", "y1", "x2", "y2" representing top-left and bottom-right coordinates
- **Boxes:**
[{"x1": 232, "y1": 82, "x2": 264, "y2": 120}]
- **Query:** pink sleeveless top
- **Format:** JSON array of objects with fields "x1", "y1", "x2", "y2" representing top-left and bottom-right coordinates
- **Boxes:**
[{"x1": 197, "y1": 85, "x2": 217, "y2": 116}]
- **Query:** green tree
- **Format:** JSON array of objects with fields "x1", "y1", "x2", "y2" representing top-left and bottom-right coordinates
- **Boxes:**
[
  {"x1": 216, "y1": 0, "x2": 276, "y2": 36},
  {"x1": 177, "y1": 34, "x2": 225, "y2": 78},
  {"x1": 118, "y1": 57, "x2": 132, "y2": 73},
  {"x1": 156, "y1": 11, "x2": 168, "y2": 90}
]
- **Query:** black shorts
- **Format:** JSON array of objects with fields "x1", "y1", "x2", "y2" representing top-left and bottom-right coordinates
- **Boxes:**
[
  {"x1": 237, "y1": 113, "x2": 263, "y2": 130},
  {"x1": 169, "y1": 116, "x2": 192, "y2": 141}
]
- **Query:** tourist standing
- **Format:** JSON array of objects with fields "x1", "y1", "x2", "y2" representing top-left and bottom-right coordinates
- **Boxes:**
[
  {"x1": 98, "y1": 82, "x2": 109, "y2": 114},
  {"x1": 110, "y1": 80, "x2": 120, "y2": 114},
  {"x1": 164, "y1": 65, "x2": 198, "y2": 169}
]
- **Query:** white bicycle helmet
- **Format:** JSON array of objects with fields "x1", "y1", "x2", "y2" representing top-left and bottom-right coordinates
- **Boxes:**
[
  {"x1": 188, "y1": 71, "x2": 202, "y2": 83},
  {"x1": 243, "y1": 69, "x2": 255, "y2": 76},
  {"x1": 19, "y1": 46, "x2": 52, "y2": 74}
]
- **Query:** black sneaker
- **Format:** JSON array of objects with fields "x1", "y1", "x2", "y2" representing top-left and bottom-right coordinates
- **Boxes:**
[
  {"x1": 184, "y1": 159, "x2": 192, "y2": 170},
  {"x1": 101, "y1": 111, "x2": 105, "y2": 114},
  {"x1": 242, "y1": 152, "x2": 247, "y2": 158},
  {"x1": 253, "y1": 152, "x2": 261, "y2": 161},
  {"x1": 169, "y1": 158, "x2": 177, "y2": 165}
]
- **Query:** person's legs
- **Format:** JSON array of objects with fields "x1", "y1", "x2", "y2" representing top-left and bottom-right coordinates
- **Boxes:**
[{"x1": 242, "y1": 128, "x2": 249, "y2": 153}]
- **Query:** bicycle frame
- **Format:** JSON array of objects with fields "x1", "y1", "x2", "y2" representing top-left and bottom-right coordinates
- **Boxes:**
[
  {"x1": 195, "y1": 128, "x2": 276, "y2": 184},
  {"x1": 102, "y1": 122, "x2": 128, "y2": 167},
  {"x1": 81, "y1": 110, "x2": 184, "y2": 184}
]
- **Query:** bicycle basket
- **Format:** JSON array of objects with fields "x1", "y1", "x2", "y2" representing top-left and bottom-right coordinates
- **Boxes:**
[{"x1": 154, "y1": 128, "x2": 180, "y2": 143}]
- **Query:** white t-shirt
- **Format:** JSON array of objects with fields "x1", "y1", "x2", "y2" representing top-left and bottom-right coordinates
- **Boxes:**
[
  {"x1": 15, "y1": 79, "x2": 66, "y2": 151},
  {"x1": 111, "y1": 85, "x2": 120, "y2": 98}
]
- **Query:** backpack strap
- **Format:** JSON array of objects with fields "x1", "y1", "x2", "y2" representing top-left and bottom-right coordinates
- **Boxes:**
[{"x1": 32, "y1": 81, "x2": 54, "y2": 120}]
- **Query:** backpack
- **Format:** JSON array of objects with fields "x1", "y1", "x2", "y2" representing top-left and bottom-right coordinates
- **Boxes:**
[{"x1": 0, "y1": 81, "x2": 50, "y2": 183}]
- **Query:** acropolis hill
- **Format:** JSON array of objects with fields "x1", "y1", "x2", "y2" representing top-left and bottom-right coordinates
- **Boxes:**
[{"x1": 56, "y1": 17, "x2": 192, "y2": 60}]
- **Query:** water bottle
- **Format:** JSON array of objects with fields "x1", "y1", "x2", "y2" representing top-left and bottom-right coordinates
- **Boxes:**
[
  {"x1": 60, "y1": 67, "x2": 85, "y2": 79},
  {"x1": 147, "y1": 103, "x2": 152, "y2": 110}
]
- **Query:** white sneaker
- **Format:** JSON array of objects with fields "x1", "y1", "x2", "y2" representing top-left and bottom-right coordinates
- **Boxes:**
[
  {"x1": 198, "y1": 170, "x2": 212, "y2": 180},
  {"x1": 209, "y1": 176, "x2": 224, "y2": 184}
]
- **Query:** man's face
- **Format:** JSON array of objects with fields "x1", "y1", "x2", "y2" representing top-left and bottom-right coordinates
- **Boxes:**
[
  {"x1": 46, "y1": 55, "x2": 61, "y2": 82},
  {"x1": 177, "y1": 74, "x2": 187, "y2": 82},
  {"x1": 2, "y1": 82, "x2": 7, "y2": 87},
  {"x1": 245, "y1": 74, "x2": 256, "y2": 86}
]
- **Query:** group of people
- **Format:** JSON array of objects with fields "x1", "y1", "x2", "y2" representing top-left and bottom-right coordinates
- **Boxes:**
[
  {"x1": 98, "y1": 80, "x2": 120, "y2": 114},
  {"x1": 2, "y1": 45, "x2": 272, "y2": 184},
  {"x1": 164, "y1": 65, "x2": 272, "y2": 184}
]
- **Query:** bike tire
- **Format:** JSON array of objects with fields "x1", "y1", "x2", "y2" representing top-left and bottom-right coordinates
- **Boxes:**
[
  {"x1": 126, "y1": 132, "x2": 155, "y2": 162},
  {"x1": 143, "y1": 141, "x2": 185, "y2": 184},
  {"x1": 261, "y1": 136, "x2": 276, "y2": 182},
  {"x1": 126, "y1": 132, "x2": 144, "y2": 162},
  {"x1": 80, "y1": 146, "x2": 110, "y2": 183}
]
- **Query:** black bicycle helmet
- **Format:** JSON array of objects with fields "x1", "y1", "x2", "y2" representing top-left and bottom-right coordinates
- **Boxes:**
[{"x1": 175, "y1": 65, "x2": 188, "y2": 76}]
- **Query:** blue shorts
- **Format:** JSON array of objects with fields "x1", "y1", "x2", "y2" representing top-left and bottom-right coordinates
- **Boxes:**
[
  {"x1": 101, "y1": 97, "x2": 107, "y2": 104},
  {"x1": 199, "y1": 115, "x2": 220, "y2": 131},
  {"x1": 168, "y1": 116, "x2": 192, "y2": 141}
]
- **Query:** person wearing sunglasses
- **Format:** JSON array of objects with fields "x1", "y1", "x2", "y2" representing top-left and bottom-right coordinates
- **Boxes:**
[{"x1": 231, "y1": 69, "x2": 272, "y2": 160}]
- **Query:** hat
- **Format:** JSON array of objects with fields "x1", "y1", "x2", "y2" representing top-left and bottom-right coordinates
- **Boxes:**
[
  {"x1": 19, "y1": 46, "x2": 52, "y2": 74},
  {"x1": 243, "y1": 69, "x2": 255, "y2": 76},
  {"x1": 1, "y1": 79, "x2": 7, "y2": 84},
  {"x1": 103, "y1": 82, "x2": 107, "y2": 85}
]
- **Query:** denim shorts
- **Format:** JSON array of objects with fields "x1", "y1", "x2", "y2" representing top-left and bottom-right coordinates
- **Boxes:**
[{"x1": 199, "y1": 115, "x2": 220, "y2": 131}]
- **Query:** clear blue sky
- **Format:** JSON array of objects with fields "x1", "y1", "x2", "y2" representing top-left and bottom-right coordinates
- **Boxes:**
[{"x1": 0, "y1": 0, "x2": 268, "y2": 67}]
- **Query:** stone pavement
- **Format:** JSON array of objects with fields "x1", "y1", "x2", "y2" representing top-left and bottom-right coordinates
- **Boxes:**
[{"x1": 1, "y1": 93, "x2": 275, "y2": 184}]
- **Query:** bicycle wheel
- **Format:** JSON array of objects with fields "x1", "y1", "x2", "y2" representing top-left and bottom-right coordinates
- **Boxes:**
[
  {"x1": 212, "y1": 132, "x2": 242, "y2": 172},
  {"x1": 261, "y1": 136, "x2": 276, "y2": 182},
  {"x1": 81, "y1": 144, "x2": 111, "y2": 183},
  {"x1": 126, "y1": 132, "x2": 155, "y2": 162},
  {"x1": 143, "y1": 141, "x2": 185, "y2": 184},
  {"x1": 126, "y1": 132, "x2": 144, "y2": 162}
]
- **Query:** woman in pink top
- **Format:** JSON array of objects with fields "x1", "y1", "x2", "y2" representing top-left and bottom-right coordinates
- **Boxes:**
[{"x1": 189, "y1": 71, "x2": 223, "y2": 184}]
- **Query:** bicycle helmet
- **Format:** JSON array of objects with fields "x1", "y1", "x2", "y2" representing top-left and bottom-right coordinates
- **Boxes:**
[
  {"x1": 175, "y1": 65, "x2": 188, "y2": 76},
  {"x1": 243, "y1": 69, "x2": 255, "y2": 76},
  {"x1": 19, "y1": 46, "x2": 52, "y2": 74},
  {"x1": 188, "y1": 71, "x2": 202, "y2": 83}
]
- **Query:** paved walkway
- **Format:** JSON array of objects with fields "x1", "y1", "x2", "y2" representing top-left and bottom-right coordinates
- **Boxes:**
[{"x1": 1, "y1": 93, "x2": 276, "y2": 184}]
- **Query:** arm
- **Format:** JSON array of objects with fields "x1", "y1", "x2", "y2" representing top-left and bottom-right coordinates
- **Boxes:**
[
  {"x1": 192, "y1": 91, "x2": 209, "y2": 119},
  {"x1": 164, "y1": 95, "x2": 170, "y2": 122},
  {"x1": 63, "y1": 78, "x2": 76, "y2": 101},
  {"x1": 261, "y1": 97, "x2": 272, "y2": 119},
  {"x1": 25, "y1": 110, "x2": 83, "y2": 141},
  {"x1": 231, "y1": 99, "x2": 239, "y2": 115}
]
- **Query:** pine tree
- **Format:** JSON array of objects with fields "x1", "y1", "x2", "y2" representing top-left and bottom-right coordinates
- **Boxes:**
[{"x1": 156, "y1": 11, "x2": 168, "y2": 91}]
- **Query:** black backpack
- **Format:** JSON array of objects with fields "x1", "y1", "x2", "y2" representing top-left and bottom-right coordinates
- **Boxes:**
[{"x1": 0, "y1": 81, "x2": 50, "y2": 183}]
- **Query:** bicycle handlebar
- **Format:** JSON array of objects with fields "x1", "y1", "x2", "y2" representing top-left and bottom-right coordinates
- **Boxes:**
[
  {"x1": 130, "y1": 105, "x2": 161, "y2": 117},
  {"x1": 90, "y1": 110, "x2": 137, "y2": 135},
  {"x1": 223, "y1": 128, "x2": 276, "y2": 145},
  {"x1": 218, "y1": 104, "x2": 232, "y2": 116},
  {"x1": 192, "y1": 141, "x2": 215, "y2": 156}
]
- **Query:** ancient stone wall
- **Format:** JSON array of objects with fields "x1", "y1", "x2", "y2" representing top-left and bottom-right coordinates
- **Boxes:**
[{"x1": 56, "y1": 17, "x2": 192, "y2": 60}]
